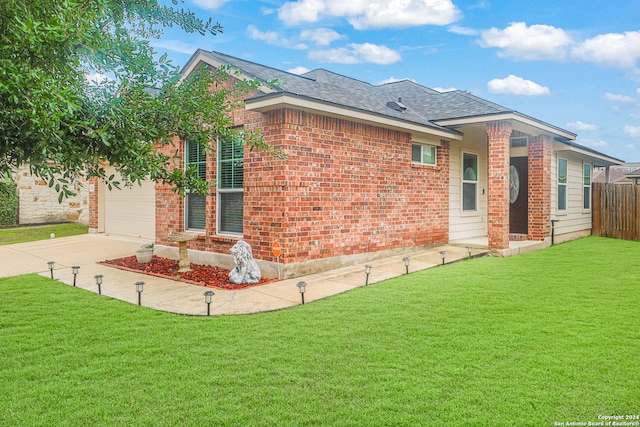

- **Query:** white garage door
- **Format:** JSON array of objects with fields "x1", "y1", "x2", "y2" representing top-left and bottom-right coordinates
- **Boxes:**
[{"x1": 104, "y1": 168, "x2": 156, "y2": 240}]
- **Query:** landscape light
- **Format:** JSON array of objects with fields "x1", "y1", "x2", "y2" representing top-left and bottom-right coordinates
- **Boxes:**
[
  {"x1": 204, "y1": 290, "x2": 214, "y2": 316},
  {"x1": 364, "y1": 264, "x2": 372, "y2": 286},
  {"x1": 296, "y1": 281, "x2": 307, "y2": 305},
  {"x1": 94, "y1": 274, "x2": 103, "y2": 295},
  {"x1": 440, "y1": 250, "x2": 446, "y2": 265},
  {"x1": 72, "y1": 266, "x2": 80, "y2": 287},
  {"x1": 467, "y1": 246, "x2": 473, "y2": 259},
  {"x1": 135, "y1": 281, "x2": 144, "y2": 306},
  {"x1": 403, "y1": 257, "x2": 410, "y2": 275},
  {"x1": 47, "y1": 261, "x2": 55, "y2": 279}
]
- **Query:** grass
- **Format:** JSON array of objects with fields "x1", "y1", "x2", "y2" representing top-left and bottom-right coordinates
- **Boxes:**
[
  {"x1": 0, "y1": 223, "x2": 88, "y2": 245},
  {"x1": 1, "y1": 236, "x2": 638, "y2": 426}
]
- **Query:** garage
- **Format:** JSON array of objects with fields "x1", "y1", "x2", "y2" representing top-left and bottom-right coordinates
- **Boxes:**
[{"x1": 102, "y1": 168, "x2": 156, "y2": 240}]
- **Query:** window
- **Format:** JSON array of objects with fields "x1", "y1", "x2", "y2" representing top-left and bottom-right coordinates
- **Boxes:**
[
  {"x1": 412, "y1": 144, "x2": 437, "y2": 165},
  {"x1": 510, "y1": 137, "x2": 528, "y2": 148},
  {"x1": 583, "y1": 163, "x2": 591, "y2": 210},
  {"x1": 185, "y1": 139, "x2": 206, "y2": 231},
  {"x1": 218, "y1": 135, "x2": 244, "y2": 234},
  {"x1": 462, "y1": 152, "x2": 478, "y2": 211},
  {"x1": 558, "y1": 158, "x2": 567, "y2": 211}
]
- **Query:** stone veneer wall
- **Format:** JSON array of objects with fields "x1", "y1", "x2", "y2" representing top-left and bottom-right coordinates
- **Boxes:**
[{"x1": 13, "y1": 165, "x2": 89, "y2": 225}]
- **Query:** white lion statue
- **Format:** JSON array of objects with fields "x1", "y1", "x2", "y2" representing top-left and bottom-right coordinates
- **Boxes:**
[{"x1": 229, "y1": 241, "x2": 262, "y2": 284}]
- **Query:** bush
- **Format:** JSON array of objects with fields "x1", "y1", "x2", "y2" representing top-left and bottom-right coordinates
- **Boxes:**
[{"x1": 0, "y1": 180, "x2": 18, "y2": 227}]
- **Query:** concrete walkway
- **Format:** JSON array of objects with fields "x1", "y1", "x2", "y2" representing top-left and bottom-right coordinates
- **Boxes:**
[{"x1": 0, "y1": 234, "x2": 487, "y2": 316}]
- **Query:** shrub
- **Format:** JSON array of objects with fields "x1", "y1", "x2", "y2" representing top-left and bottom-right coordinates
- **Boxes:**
[{"x1": 0, "y1": 180, "x2": 18, "y2": 227}]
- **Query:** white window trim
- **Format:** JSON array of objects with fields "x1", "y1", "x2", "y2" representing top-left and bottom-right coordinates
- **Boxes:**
[
  {"x1": 583, "y1": 162, "x2": 592, "y2": 212},
  {"x1": 557, "y1": 157, "x2": 568, "y2": 214},
  {"x1": 184, "y1": 139, "x2": 207, "y2": 232},
  {"x1": 462, "y1": 151, "x2": 479, "y2": 213},
  {"x1": 216, "y1": 137, "x2": 244, "y2": 237},
  {"x1": 412, "y1": 143, "x2": 437, "y2": 166}
]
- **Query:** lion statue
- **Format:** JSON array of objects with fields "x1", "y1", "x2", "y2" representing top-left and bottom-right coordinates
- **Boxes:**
[{"x1": 229, "y1": 241, "x2": 262, "y2": 284}]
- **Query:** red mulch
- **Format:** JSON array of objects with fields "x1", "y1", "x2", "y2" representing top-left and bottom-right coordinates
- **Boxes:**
[{"x1": 100, "y1": 256, "x2": 278, "y2": 290}]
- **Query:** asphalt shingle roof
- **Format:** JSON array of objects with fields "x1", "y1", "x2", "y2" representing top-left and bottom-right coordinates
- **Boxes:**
[{"x1": 196, "y1": 50, "x2": 516, "y2": 131}]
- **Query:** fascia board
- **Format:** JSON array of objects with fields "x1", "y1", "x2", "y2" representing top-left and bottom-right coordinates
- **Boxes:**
[
  {"x1": 553, "y1": 141, "x2": 624, "y2": 166},
  {"x1": 178, "y1": 51, "x2": 276, "y2": 94},
  {"x1": 245, "y1": 94, "x2": 463, "y2": 141},
  {"x1": 433, "y1": 112, "x2": 576, "y2": 141}
]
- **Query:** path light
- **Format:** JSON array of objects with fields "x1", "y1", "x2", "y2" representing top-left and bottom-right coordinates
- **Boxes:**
[
  {"x1": 440, "y1": 250, "x2": 446, "y2": 265},
  {"x1": 94, "y1": 274, "x2": 103, "y2": 295},
  {"x1": 467, "y1": 246, "x2": 473, "y2": 259},
  {"x1": 364, "y1": 264, "x2": 372, "y2": 286},
  {"x1": 296, "y1": 281, "x2": 307, "y2": 305},
  {"x1": 135, "y1": 281, "x2": 144, "y2": 306},
  {"x1": 204, "y1": 291, "x2": 214, "y2": 316},
  {"x1": 403, "y1": 257, "x2": 410, "y2": 275},
  {"x1": 47, "y1": 261, "x2": 55, "y2": 279},
  {"x1": 71, "y1": 266, "x2": 80, "y2": 287}
]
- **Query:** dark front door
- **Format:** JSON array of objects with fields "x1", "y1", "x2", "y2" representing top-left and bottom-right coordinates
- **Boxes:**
[{"x1": 509, "y1": 157, "x2": 528, "y2": 234}]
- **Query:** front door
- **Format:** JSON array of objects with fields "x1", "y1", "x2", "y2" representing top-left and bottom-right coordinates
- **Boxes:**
[{"x1": 509, "y1": 157, "x2": 528, "y2": 234}]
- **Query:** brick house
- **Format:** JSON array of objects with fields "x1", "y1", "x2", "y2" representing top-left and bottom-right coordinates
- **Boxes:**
[{"x1": 89, "y1": 50, "x2": 622, "y2": 278}]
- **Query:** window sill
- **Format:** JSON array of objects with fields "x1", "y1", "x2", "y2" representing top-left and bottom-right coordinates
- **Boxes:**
[
  {"x1": 209, "y1": 234, "x2": 242, "y2": 244},
  {"x1": 411, "y1": 163, "x2": 438, "y2": 170}
]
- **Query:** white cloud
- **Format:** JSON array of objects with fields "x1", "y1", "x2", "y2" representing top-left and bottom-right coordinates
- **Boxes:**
[
  {"x1": 84, "y1": 73, "x2": 114, "y2": 86},
  {"x1": 309, "y1": 43, "x2": 401, "y2": 64},
  {"x1": 469, "y1": 0, "x2": 491, "y2": 9},
  {"x1": 448, "y1": 26, "x2": 479, "y2": 36},
  {"x1": 300, "y1": 28, "x2": 346, "y2": 46},
  {"x1": 278, "y1": 0, "x2": 461, "y2": 30},
  {"x1": 478, "y1": 22, "x2": 572, "y2": 61},
  {"x1": 86, "y1": 72, "x2": 112, "y2": 85},
  {"x1": 624, "y1": 125, "x2": 640, "y2": 137},
  {"x1": 603, "y1": 93, "x2": 635, "y2": 103},
  {"x1": 627, "y1": 144, "x2": 636, "y2": 150},
  {"x1": 566, "y1": 121, "x2": 598, "y2": 131},
  {"x1": 192, "y1": 0, "x2": 230, "y2": 10},
  {"x1": 487, "y1": 75, "x2": 550, "y2": 95},
  {"x1": 152, "y1": 40, "x2": 198, "y2": 55},
  {"x1": 246, "y1": 25, "x2": 307, "y2": 50},
  {"x1": 434, "y1": 87, "x2": 457, "y2": 92},
  {"x1": 378, "y1": 76, "x2": 416, "y2": 85},
  {"x1": 580, "y1": 139, "x2": 608, "y2": 148},
  {"x1": 572, "y1": 31, "x2": 640, "y2": 69},
  {"x1": 288, "y1": 66, "x2": 311, "y2": 75}
]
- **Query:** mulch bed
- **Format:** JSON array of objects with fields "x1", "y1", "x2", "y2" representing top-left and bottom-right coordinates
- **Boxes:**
[{"x1": 100, "y1": 256, "x2": 278, "y2": 290}]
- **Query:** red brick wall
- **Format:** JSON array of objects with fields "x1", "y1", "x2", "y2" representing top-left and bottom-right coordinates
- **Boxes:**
[
  {"x1": 88, "y1": 176, "x2": 99, "y2": 229},
  {"x1": 155, "y1": 105, "x2": 450, "y2": 264},
  {"x1": 527, "y1": 135, "x2": 552, "y2": 240},
  {"x1": 486, "y1": 121, "x2": 512, "y2": 250}
]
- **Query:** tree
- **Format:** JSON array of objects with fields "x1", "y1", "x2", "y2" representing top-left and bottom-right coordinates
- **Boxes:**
[{"x1": 0, "y1": 0, "x2": 273, "y2": 200}]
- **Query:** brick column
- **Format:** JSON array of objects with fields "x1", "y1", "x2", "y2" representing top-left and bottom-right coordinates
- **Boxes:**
[
  {"x1": 486, "y1": 121, "x2": 512, "y2": 250},
  {"x1": 527, "y1": 135, "x2": 552, "y2": 241},
  {"x1": 88, "y1": 176, "x2": 99, "y2": 229}
]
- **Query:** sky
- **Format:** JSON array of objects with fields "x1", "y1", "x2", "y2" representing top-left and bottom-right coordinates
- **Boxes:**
[{"x1": 153, "y1": 0, "x2": 640, "y2": 162}]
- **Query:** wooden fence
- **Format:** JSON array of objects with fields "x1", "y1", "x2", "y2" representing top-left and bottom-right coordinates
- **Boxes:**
[{"x1": 592, "y1": 182, "x2": 640, "y2": 241}]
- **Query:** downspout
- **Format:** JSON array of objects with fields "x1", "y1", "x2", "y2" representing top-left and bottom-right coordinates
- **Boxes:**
[{"x1": 551, "y1": 219, "x2": 559, "y2": 245}]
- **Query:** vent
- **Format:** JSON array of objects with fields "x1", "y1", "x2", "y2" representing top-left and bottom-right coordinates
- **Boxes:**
[{"x1": 387, "y1": 97, "x2": 407, "y2": 112}]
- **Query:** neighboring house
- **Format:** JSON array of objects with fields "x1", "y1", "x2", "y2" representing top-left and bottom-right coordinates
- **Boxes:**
[
  {"x1": 89, "y1": 50, "x2": 623, "y2": 278},
  {"x1": 13, "y1": 164, "x2": 89, "y2": 225},
  {"x1": 593, "y1": 162, "x2": 640, "y2": 184}
]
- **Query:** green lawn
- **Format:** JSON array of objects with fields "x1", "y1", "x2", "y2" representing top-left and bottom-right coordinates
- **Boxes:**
[
  {"x1": 1, "y1": 236, "x2": 638, "y2": 426},
  {"x1": 0, "y1": 223, "x2": 88, "y2": 245}
]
